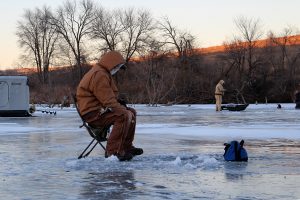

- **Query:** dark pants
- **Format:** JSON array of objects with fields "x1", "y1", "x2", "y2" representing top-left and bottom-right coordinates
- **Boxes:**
[{"x1": 83, "y1": 107, "x2": 136, "y2": 156}]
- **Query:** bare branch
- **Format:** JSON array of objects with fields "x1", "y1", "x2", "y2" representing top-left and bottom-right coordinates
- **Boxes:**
[
  {"x1": 51, "y1": 0, "x2": 95, "y2": 79},
  {"x1": 16, "y1": 6, "x2": 59, "y2": 84}
]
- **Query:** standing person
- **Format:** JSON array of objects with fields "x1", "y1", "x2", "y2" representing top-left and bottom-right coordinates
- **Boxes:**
[
  {"x1": 215, "y1": 80, "x2": 226, "y2": 111},
  {"x1": 76, "y1": 51, "x2": 143, "y2": 161}
]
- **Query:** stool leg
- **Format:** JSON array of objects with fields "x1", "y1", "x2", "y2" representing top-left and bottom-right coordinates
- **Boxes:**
[{"x1": 78, "y1": 138, "x2": 96, "y2": 159}]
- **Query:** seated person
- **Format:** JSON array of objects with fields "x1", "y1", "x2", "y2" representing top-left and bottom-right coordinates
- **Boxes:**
[{"x1": 76, "y1": 51, "x2": 143, "y2": 161}]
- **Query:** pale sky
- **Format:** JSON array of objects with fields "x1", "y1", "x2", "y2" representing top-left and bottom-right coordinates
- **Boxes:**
[{"x1": 0, "y1": 0, "x2": 300, "y2": 68}]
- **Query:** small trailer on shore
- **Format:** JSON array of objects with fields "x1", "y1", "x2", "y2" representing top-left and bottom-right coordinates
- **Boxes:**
[{"x1": 0, "y1": 76, "x2": 31, "y2": 117}]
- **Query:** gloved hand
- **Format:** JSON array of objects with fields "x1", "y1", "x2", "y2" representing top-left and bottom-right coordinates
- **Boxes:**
[{"x1": 118, "y1": 98, "x2": 127, "y2": 108}]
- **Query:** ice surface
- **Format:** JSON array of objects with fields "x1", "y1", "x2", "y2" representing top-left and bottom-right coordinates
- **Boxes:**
[{"x1": 0, "y1": 103, "x2": 300, "y2": 199}]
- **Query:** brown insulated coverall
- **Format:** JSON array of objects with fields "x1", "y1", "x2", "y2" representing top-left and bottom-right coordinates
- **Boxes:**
[
  {"x1": 76, "y1": 51, "x2": 136, "y2": 157},
  {"x1": 215, "y1": 80, "x2": 225, "y2": 111}
]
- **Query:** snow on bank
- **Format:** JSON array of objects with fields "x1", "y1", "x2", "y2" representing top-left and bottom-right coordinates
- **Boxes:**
[
  {"x1": 136, "y1": 123, "x2": 300, "y2": 139},
  {"x1": 1, "y1": 103, "x2": 299, "y2": 140}
]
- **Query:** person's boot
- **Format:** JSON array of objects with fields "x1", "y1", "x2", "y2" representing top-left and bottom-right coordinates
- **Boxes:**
[
  {"x1": 116, "y1": 152, "x2": 133, "y2": 161},
  {"x1": 129, "y1": 146, "x2": 143, "y2": 156}
]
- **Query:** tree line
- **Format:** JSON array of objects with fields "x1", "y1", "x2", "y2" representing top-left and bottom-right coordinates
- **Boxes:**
[
  {"x1": 16, "y1": 0, "x2": 193, "y2": 83},
  {"x1": 13, "y1": 0, "x2": 300, "y2": 105}
]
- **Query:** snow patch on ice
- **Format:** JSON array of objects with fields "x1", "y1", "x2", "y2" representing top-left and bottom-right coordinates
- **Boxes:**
[
  {"x1": 184, "y1": 163, "x2": 197, "y2": 169},
  {"x1": 200, "y1": 156, "x2": 219, "y2": 168},
  {"x1": 149, "y1": 154, "x2": 221, "y2": 170},
  {"x1": 171, "y1": 156, "x2": 182, "y2": 166},
  {"x1": 105, "y1": 155, "x2": 119, "y2": 162}
]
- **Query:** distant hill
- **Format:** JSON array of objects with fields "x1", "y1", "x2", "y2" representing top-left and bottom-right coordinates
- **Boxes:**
[
  {"x1": 198, "y1": 34, "x2": 300, "y2": 54},
  {"x1": 1, "y1": 35, "x2": 299, "y2": 73}
]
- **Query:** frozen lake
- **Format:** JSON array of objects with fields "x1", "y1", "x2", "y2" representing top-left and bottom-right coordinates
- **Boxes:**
[{"x1": 1, "y1": 103, "x2": 300, "y2": 199}]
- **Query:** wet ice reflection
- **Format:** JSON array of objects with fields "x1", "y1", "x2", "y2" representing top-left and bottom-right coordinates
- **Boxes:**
[{"x1": 0, "y1": 103, "x2": 300, "y2": 199}]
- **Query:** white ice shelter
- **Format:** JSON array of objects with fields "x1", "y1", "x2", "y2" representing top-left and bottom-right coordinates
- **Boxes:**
[{"x1": 0, "y1": 76, "x2": 30, "y2": 117}]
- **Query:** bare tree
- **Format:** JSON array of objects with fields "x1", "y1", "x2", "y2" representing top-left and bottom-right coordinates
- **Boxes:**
[
  {"x1": 143, "y1": 52, "x2": 178, "y2": 106},
  {"x1": 158, "y1": 17, "x2": 195, "y2": 60},
  {"x1": 91, "y1": 7, "x2": 124, "y2": 51},
  {"x1": 234, "y1": 16, "x2": 264, "y2": 80},
  {"x1": 16, "y1": 6, "x2": 58, "y2": 84},
  {"x1": 267, "y1": 27, "x2": 300, "y2": 99},
  {"x1": 219, "y1": 16, "x2": 265, "y2": 102},
  {"x1": 51, "y1": 0, "x2": 95, "y2": 79},
  {"x1": 92, "y1": 7, "x2": 154, "y2": 61},
  {"x1": 222, "y1": 39, "x2": 245, "y2": 76},
  {"x1": 119, "y1": 8, "x2": 154, "y2": 61}
]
